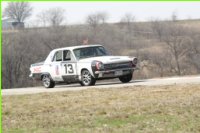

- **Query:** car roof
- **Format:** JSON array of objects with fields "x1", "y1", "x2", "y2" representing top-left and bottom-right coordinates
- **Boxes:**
[{"x1": 53, "y1": 44, "x2": 103, "y2": 51}]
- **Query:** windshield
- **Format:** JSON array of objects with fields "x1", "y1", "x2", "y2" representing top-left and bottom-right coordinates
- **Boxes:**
[{"x1": 73, "y1": 46, "x2": 109, "y2": 60}]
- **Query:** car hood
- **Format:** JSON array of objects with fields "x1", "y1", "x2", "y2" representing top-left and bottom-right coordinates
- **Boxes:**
[{"x1": 78, "y1": 56, "x2": 132, "y2": 64}]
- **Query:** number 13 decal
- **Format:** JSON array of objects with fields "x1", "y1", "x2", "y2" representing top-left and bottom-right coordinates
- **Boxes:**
[{"x1": 64, "y1": 64, "x2": 74, "y2": 74}]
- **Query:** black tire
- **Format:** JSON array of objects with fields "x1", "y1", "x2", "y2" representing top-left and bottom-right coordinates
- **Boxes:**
[
  {"x1": 119, "y1": 74, "x2": 132, "y2": 83},
  {"x1": 42, "y1": 74, "x2": 55, "y2": 88},
  {"x1": 80, "y1": 69, "x2": 96, "y2": 86}
]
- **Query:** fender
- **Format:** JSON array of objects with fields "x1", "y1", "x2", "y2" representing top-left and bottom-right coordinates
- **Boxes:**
[{"x1": 41, "y1": 72, "x2": 53, "y2": 80}]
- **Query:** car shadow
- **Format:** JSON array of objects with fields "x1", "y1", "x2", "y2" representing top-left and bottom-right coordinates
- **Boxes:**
[
  {"x1": 55, "y1": 79, "x2": 147, "y2": 88},
  {"x1": 97, "y1": 79, "x2": 147, "y2": 86}
]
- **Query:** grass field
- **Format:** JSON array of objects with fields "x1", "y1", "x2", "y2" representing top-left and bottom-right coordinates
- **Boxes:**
[{"x1": 3, "y1": 84, "x2": 200, "y2": 133}]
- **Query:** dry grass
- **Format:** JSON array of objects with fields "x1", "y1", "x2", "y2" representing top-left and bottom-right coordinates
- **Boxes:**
[{"x1": 3, "y1": 84, "x2": 200, "y2": 133}]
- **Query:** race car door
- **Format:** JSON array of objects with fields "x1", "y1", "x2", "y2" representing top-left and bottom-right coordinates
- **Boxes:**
[
  {"x1": 50, "y1": 50, "x2": 64, "y2": 81},
  {"x1": 60, "y1": 50, "x2": 78, "y2": 82}
]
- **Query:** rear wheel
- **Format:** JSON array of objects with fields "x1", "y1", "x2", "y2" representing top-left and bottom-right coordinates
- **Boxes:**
[
  {"x1": 80, "y1": 70, "x2": 96, "y2": 86},
  {"x1": 42, "y1": 74, "x2": 55, "y2": 88},
  {"x1": 119, "y1": 74, "x2": 132, "y2": 83}
]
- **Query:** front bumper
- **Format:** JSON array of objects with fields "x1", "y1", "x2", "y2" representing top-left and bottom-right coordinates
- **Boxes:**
[{"x1": 94, "y1": 68, "x2": 136, "y2": 78}]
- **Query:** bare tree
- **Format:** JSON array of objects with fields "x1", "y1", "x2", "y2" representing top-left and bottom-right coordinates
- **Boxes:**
[
  {"x1": 97, "y1": 12, "x2": 108, "y2": 24},
  {"x1": 47, "y1": 7, "x2": 65, "y2": 26},
  {"x1": 4, "y1": 2, "x2": 33, "y2": 22},
  {"x1": 187, "y1": 34, "x2": 200, "y2": 72},
  {"x1": 151, "y1": 19, "x2": 164, "y2": 41},
  {"x1": 86, "y1": 12, "x2": 108, "y2": 37},
  {"x1": 149, "y1": 50, "x2": 172, "y2": 77},
  {"x1": 86, "y1": 13, "x2": 100, "y2": 30},
  {"x1": 120, "y1": 13, "x2": 135, "y2": 27},
  {"x1": 37, "y1": 10, "x2": 48, "y2": 27},
  {"x1": 120, "y1": 13, "x2": 135, "y2": 48},
  {"x1": 86, "y1": 12, "x2": 108, "y2": 28},
  {"x1": 162, "y1": 23, "x2": 192, "y2": 75}
]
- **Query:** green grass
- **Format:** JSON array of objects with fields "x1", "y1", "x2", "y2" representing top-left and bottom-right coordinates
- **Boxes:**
[{"x1": 2, "y1": 84, "x2": 200, "y2": 133}]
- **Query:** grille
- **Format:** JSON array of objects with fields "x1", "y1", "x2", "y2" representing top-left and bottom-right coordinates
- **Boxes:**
[{"x1": 104, "y1": 62, "x2": 131, "y2": 70}]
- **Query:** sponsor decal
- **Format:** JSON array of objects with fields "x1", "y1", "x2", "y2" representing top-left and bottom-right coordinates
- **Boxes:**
[{"x1": 33, "y1": 67, "x2": 41, "y2": 73}]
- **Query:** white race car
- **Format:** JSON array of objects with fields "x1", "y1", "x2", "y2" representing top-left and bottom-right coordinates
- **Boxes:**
[{"x1": 29, "y1": 44, "x2": 138, "y2": 88}]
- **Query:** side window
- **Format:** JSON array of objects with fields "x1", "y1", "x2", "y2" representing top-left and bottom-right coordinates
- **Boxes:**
[
  {"x1": 53, "y1": 51, "x2": 62, "y2": 62},
  {"x1": 63, "y1": 50, "x2": 71, "y2": 61}
]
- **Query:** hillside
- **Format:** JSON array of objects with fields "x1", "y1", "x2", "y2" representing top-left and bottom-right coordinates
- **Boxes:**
[{"x1": 2, "y1": 19, "x2": 200, "y2": 88}]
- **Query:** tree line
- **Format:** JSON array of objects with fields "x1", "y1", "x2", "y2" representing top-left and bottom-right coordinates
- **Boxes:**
[{"x1": 2, "y1": 2, "x2": 200, "y2": 88}]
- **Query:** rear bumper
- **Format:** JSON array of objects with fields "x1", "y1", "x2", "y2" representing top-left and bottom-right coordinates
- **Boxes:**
[
  {"x1": 94, "y1": 68, "x2": 136, "y2": 78},
  {"x1": 29, "y1": 73, "x2": 33, "y2": 78},
  {"x1": 29, "y1": 73, "x2": 41, "y2": 80}
]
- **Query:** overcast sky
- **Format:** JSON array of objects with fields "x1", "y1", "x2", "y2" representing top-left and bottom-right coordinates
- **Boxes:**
[{"x1": 2, "y1": 2, "x2": 200, "y2": 26}]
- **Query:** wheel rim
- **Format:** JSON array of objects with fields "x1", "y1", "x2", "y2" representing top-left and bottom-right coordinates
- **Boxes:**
[
  {"x1": 82, "y1": 70, "x2": 91, "y2": 85},
  {"x1": 43, "y1": 75, "x2": 50, "y2": 87}
]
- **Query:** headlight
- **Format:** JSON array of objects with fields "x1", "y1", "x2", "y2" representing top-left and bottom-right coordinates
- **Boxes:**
[
  {"x1": 96, "y1": 61, "x2": 104, "y2": 70},
  {"x1": 132, "y1": 58, "x2": 138, "y2": 65}
]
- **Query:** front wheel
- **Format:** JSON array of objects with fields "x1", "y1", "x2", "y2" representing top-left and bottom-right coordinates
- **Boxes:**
[
  {"x1": 80, "y1": 69, "x2": 96, "y2": 86},
  {"x1": 119, "y1": 74, "x2": 132, "y2": 83},
  {"x1": 42, "y1": 74, "x2": 55, "y2": 88}
]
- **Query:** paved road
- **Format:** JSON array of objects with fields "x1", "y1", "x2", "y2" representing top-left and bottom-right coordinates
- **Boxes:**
[{"x1": 2, "y1": 76, "x2": 200, "y2": 96}]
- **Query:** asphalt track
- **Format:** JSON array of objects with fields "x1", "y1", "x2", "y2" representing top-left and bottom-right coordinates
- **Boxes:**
[{"x1": 2, "y1": 76, "x2": 200, "y2": 96}]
